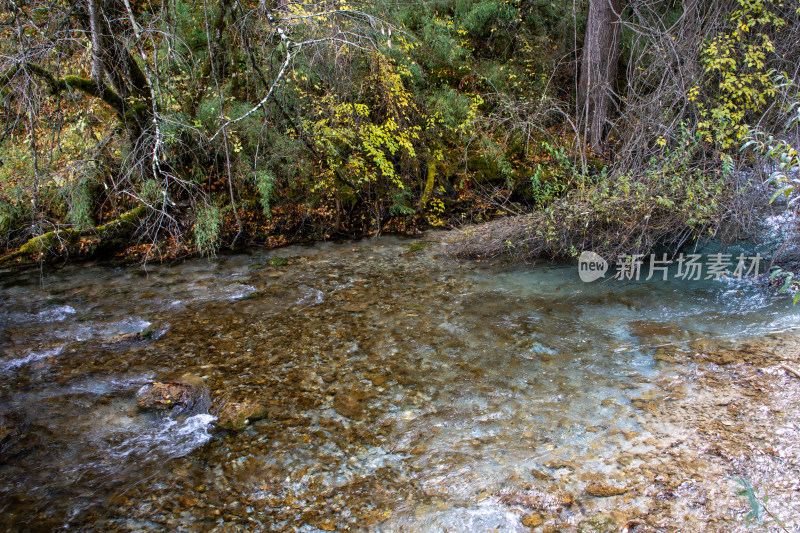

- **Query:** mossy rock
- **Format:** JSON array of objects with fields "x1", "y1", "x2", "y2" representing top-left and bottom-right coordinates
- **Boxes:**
[
  {"x1": 248, "y1": 257, "x2": 288, "y2": 271},
  {"x1": 577, "y1": 513, "x2": 618, "y2": 532},
  {"x1": 584, "y1": 480, "x2": 627, "y2": 497},
  {"x1": 216, "y1": 401, "x2": 268, "y2": 431},
  {"x1": 521, "y1": 513, "x2": 544, "y2": 529},
  {"x1": 267, "y1": 257, "x2": 289, "y2": 267}
]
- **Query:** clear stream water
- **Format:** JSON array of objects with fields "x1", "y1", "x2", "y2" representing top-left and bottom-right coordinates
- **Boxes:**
[{"x1": 0, "y1": 231, "x2": 797, "y2": 531}]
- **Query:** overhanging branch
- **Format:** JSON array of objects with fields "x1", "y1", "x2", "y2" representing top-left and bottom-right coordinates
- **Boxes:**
[{"x1": 2, "y1": 63, "x2": 125, "y2": 119}]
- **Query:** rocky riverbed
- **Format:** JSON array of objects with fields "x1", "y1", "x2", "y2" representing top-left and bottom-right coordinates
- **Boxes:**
[{"x1": 1, "y1": 232, "x2": 799, "y2": 531}]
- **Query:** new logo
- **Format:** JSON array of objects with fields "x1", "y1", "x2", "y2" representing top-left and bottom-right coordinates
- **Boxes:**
[{"x1": 578, "y1": 251, "x2": 608, "y2": 282}]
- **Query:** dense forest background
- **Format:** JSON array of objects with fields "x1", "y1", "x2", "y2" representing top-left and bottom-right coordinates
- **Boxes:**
[{"x1": 0, "y1": 0, "x2": 799, "y2": 263}]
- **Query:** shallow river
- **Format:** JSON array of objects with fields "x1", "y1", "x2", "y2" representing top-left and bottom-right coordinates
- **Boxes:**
[{"x1": 1, "y1": 232, "x2": 798, "y2": 531}]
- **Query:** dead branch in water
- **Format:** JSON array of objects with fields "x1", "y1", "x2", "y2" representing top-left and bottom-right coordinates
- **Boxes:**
[
  {"x1": 447, "y1": 171, "x2": 767, "y2": 263},
  {"x1": 780, "y1": 364, "x2": 800, "y2": 379}
]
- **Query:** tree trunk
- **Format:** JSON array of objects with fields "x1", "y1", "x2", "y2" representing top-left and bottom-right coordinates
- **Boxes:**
[
  {"x1": 78, "y1": 0, "x2": 155, "y2": 173},
  {"x1": 87, "y1": 0, "x2": 104, "y2": 85},
  {"x1": 578, "y1": 0, "x2": 623, "y2": 155}
]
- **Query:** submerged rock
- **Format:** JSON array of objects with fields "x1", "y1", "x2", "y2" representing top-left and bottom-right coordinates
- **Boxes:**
[
  {"x1": 0, "y1": 413, "x2": 54, "y2": 464},
  {"x1": 705, "y1": 351, "x2": 737, "y2": 365},
  {"x1": 584, "y1": 480, "x2": 627, "y2": 497},
  {"x1": 521, "y1": 512, "x2": 544, "y2": 529},
  {"x1": 136, "y1": 374, "x2": 210, "y2": 416},
  {"x1": 216, "y1": 401, "x2": 268, "y2": 431},
  {"x1": 629, "y1": 320, "x2": 683, "y2": 340},
  {"x1": 498, "y1": 489, "x2": 574, "y2": 510},
  {"x1": 109, "y1": 327, "x2": 156, "y2": 344},
  {"x1": 333, "y1": 392, "x2": 365, "y2": 420},
  {"x1": 340, "y1": 301, "x2": 369, "y2": 313},
  {"x1": 542, "y1": 459, "x2": 576, "y2": 471},
  {"x1": 0, "y1": 421, "x2": 14, "y2": 444},
  {"x1": 249, "y1": 258, "x2": 290, "y2": 270},
  {"x1": 577, "y1": 512, "x2": 619, "y2": 532}
]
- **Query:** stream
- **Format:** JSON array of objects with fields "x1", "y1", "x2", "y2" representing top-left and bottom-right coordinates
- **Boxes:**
[{"x1": 1, "y1": 231, "x2": 800, "y2": 532}]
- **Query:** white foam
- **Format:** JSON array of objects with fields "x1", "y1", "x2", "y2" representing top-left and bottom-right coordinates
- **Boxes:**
[
  {"x1": 2, "y1": 345, "x2": 64, "y2": 371},
  {"x1": 104, "y1": 413, "x2": 216, "y2": 465},
  {"x1": 36, "y1": 305, "x2": 76, "y2": 322},
  {"x1": 227, "y1": 284, "x2": 258, "y2": 300},
  {"x1": 296, "y1": 286, "x2": 324, "y2": 307}
]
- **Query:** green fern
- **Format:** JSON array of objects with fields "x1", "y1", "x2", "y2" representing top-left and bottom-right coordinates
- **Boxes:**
[{"x1": 193, "y1": 203, "x2": 222, "y2": 256}]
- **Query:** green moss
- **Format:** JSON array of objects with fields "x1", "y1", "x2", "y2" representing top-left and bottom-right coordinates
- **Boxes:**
[
  {"x1": 267, "y1": 257, "x2": 288, "y2": 267},
  {"x1": 1, "y1": 206, "x2": 147, "y2": 265},
  {"x1": 97, "y1": 206, "x2": 147, "y2": 232}
]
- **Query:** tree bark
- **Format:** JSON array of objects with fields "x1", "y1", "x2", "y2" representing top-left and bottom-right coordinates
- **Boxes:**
[
  {"x1": 578, "y1": 0, "x2": 623, "y2": 155},
  {"x1": 87, "y1": 0, "x2": 104, "y2": 85}
]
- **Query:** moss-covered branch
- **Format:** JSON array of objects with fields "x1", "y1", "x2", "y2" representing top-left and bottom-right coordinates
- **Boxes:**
[
  {"x1": 0, "y1": 206, "x2": 146, "y2": 266},
  {"x1": 1, "y1": 64, "x2": 125, "y2": 118},
  {"x1": 420, "y1": 159, "x2": 436, "y2": 209}
]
